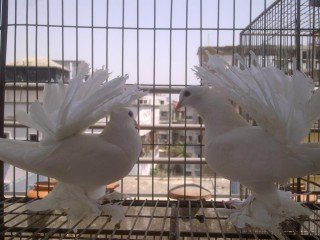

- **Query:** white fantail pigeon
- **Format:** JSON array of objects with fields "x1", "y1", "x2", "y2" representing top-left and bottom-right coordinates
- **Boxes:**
[
  {"x1": 177, "y1": 52, "x2": 320, "y2": 236},
  {"x1": 0, "y1": 62, "x2": 146, "y2": 222}
]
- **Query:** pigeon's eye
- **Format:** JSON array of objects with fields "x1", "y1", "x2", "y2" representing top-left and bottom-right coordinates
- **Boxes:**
[
  {"x1": 128, "y1": 111, "x2": 133, "y2": 117},
  {"x1": 184, "y1": 90, "x2": 191, "y2": 97}
]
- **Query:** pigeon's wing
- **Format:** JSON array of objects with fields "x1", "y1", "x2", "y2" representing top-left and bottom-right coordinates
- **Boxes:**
[
  {"x1": 16, "y1": 62, "x2": 147, "y2": 141},
  {"x1": 0, "y1": 138, "x2": 47, "y2": 173},
  {"x1": 195, "y1": 51, "x2": 320, "y2": 144}
]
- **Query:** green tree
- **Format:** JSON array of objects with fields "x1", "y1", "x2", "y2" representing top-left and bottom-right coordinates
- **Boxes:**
[{"x1": 170, "y1": 142, "x2": 191, "y2": 157}]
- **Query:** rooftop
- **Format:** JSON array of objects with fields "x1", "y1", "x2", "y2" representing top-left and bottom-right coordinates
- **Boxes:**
[{"x1": 7, "y1": 57, "x2": 70, "y2": 71}]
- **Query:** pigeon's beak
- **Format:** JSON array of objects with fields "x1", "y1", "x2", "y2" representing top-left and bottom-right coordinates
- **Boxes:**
[
  {"x1": 134, "y1": 120, "x2": 139, "y2": 129},
  {"x1": 175, "y1": 101, "x2": 183, "y2": 110}
]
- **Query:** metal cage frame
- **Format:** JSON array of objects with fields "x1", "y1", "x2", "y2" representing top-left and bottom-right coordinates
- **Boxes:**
[{"x1": 0, "y1": 0, "x2": 319, "y2": 239}]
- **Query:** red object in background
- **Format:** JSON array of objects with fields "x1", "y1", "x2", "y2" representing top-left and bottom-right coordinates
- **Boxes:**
[{"x1": 27, "y1": 180, "x2": 119, "y2": 199}]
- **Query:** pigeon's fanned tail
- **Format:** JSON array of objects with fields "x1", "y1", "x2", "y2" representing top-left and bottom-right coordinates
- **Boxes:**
[
  {"x1": 43, "y1": 82, "x2": 67, "y2": 115},
  {"x1": 83, "y1": 68, "x2": 110, "y2": 96},
  {"x1": 16, "y1": 63, "x2": 147, "y2": 141},
  {"x1": 196, "y1": 51, "x2": 320, "y2": 144},
  {"x1": 29, "y1": 101, "x2": 56, "y2": 138},
  {"x1": 54, "y1": 76, "x2": 127, "y2": 139},
  {"x1": 66, "y1": 76, "x2": 127, "y2": 121},
  {"x1": 55, "y1": 63, "x2": 92, "y2": 131},
  {"x1": 16, "y1": 111, "x2": 46, "y2": 137}
]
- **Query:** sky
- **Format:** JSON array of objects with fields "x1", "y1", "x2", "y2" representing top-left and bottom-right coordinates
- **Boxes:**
[{"x1": 6, "y1": 0, "x2": 275, "y2": 85}]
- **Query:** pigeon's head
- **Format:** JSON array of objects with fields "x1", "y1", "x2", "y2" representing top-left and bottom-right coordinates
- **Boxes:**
[
  {"x1": 176, "y1": 86, "x2": 209, "y2": 110},
  {"x1": 110, "y1": 108, "x2": 139, "y2": 129}
]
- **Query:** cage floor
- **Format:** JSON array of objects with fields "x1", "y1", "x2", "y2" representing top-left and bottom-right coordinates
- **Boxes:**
[{"x1": 0, "y1": 198, "x2": 319, "y2": 239}]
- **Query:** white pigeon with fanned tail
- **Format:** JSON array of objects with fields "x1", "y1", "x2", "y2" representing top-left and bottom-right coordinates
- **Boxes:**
[
  {"x1": 0, "y1": 62, "x2": 146, "y2": 223},
  {"x1": 177, "y1": 51, "x2": 320, "y2": 237}
]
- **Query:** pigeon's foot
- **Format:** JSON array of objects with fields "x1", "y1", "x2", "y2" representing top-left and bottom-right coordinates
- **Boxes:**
[
  {"x1": 218, "y1": 190, "x2": 312, "y2": 238},
  {"x1": 96, "y1": 190, "x2": 128, "y2": 224},
  {"x1": 229, "y1": 195, "x2": 255, "y2": 209},
  {"x1": 216, "y1": 196, "x2": 256, "y2": 219},
  {"x1": 26, "y1": 182, "x2": 126, "y2": 225},
  {"x1": 100, "y1": 202, "x2": 125, "y2": 224},
  {"x1": 26, "y1": 182, "x2": 101, "y2": 219},
  {"x1": 98, "y1": 190, "x2": 131, "y2": 204}
]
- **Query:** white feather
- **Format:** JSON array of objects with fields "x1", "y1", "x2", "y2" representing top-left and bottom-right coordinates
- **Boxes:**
[
  {"x1": 178, "y1": 53, "x2": 320, "y2": 235},
  {"x1": 17, "y1": 64, "x2": 145, "y2": 142},
  {"x1": 196, "y1": 51, "x2": 320, "y2": 145},
  {"x1": 0, "y1": 64, "x2": 147, "y2": 223}
]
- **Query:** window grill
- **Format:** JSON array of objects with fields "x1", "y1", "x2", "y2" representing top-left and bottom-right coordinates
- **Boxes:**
[{"x1": 0, "y1": 0, "x2": 319, "y2": 239}]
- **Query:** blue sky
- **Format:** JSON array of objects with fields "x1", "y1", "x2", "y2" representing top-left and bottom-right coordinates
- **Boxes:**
[{"x1": 6, "y1": 0, "x2": 275, "y2": 85}]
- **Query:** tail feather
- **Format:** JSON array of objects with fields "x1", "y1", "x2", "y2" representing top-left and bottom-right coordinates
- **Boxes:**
[
  {"x1": 42, "y1": 82, "x2": 67, "y2": 115},
  {"x1": 56, "y1": 63, "x2": 90, "y2": 126},
  {"x1": 29, "y1": 101, "x2": 56, "y2": 138},
  {"x1": 15, "y1": 64, "x2": 147, "y2": 142},
  {"x1": 16, "y1": 111, "x2": 44, "y2": 137},
  {"x1": 84, "y1": 69, "x2": 110, "y2": 96},
  {"x1": 196, "y1": 51, "x2": 320, "y2": 145},
  {"x1": 64, "y1": 62, "x2": 90, "y2": 97},
  {"x1": 66, "y1": 76, "x2": 126, "y2": 123}
]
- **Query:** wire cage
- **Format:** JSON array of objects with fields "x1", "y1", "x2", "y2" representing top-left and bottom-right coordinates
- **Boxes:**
[
  {"x1": 0, "y1": 0, "x2": 319, "y2": 239},
  {"x1": 240, "y1": 0, "x2": 320, "y2": 79}
]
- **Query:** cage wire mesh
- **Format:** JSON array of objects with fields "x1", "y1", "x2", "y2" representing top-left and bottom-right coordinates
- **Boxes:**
[{"x1": 0, "y1": 0, "x2": 319, "y2": 239}]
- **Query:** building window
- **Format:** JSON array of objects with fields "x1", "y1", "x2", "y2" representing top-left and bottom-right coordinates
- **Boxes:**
[
  {"x1": 3, "y1": 132, "x2": 10, "y2": 139},
  {"x1": 4, "y1": 183, "x2": 10, "y2": 192},
  {"x1": 179, "y1": 136, "x2": 186, "y2": 142},
  {"x1": 160, "y1": 134, "x2": 167, "y2": 140},
  {"x1": 160, "y1": 111, "x2": 168, "y2": 117},
  {"x1": 29, "y1": 134, "x2": 38, "y2": 142}
]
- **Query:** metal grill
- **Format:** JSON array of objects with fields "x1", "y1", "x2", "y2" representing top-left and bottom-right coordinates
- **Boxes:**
[
  {"x1": 0, "y1": 0, "x2": 283, "y2": 202},
  {"x1": 0, "y1": 198, "x2": 320, "y2": 239},
  {"x1": 0, "y1": 0, "x2": 320, "y2": 239},
  {"x1": 240, "y1": 0, "x2": 320, "y2": 78}
]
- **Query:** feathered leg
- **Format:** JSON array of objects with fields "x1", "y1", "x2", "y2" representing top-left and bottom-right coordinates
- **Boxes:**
[
  {"x1": 245, "y1": 182, "x2": 281, "y2": 216},
  {"x1": 220, "y1": 182, "x2": 312, "y2": 237}
]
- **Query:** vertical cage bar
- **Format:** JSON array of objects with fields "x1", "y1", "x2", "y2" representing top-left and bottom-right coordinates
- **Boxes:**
[
  {"x1": 61, "y1": 0, "x2": 65, "y2": 78},
  {"x1": 183, "y1": 0, "x2": 189, "y2": 199},
  {"x1": 199, "y1": 0, "x2": 203, "y2": 198},
  {"x1": 152, "y1": 0, "x2": 156, "y2": 200},
  {"x1": 76, "y1": 0, "x2": 79, "y2": 67},
  {"x1": 136, "y1": 0, "x2": 140, "y2": 200},
  {"x1": 0, "y1": 3, "x2": 7, "y2": 237},
  {"x1": 296, "y1": 0, "x2": 301, "y2": 70},
  {"x1": 0, "y1": 0, "x2": 8, "y2": 207},
  {"x1": 91, "y1": 0, "x2": 94, "y2": 69},
  {"x1": 167, "y1": 0, "x2": 173, "y2": 200}
]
